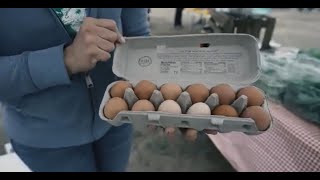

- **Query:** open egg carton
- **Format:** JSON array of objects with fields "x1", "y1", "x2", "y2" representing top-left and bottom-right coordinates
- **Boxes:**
[{"x1": 99, "y1": 34, "x2": 273, "y2": 135}]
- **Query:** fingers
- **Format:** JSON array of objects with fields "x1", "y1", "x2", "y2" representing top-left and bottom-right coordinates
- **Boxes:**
[
  {"x1": 91, "y1": 58, "x2": 98, "y2": 64},
  {"x1": 94, "y1": 19, "x2": 125, "y2": 44},
  {"x1": 204, "y1": 129, "x2": 218, "y2": 135},
  {"x1": 147, "y1": 124, "x2": 157, "y2": 131},
  {"x1": 146, "y1": 125, "x2": 158, "y2": 134},
  {"x1": 66, "y1": 17, "x2": 125, "y2": 75},
  {"x1": 145, "y1": 126, "x2": 218, "y2": 142},
  {"x1": 95, "y1": 36, "x2": 115, "y2": 52},
  {"x1": 164, "y1": 127, "x2": 176, "y2": 139},
  {"x1": 179, "y1": 128, "x2": 198, "y2": 142},
  {"x1": 94, "y1": 19, "x2": 118, "y2": 32},
  {"x1": 181, "y1": 128, "x2": 218, "y2": 142},
  {"x1": 90, "y1": 46, "x2": 111, "y2": 62},
  {"x1": 185, "y1": 129, "x2": 198, "y2": 142},
  {"x1": 161, "y1": 127, "x2": 218, "y2": 142},
  {"x1": 83, "y1": 18, "x2": 124, "y2": 62},
  {"x1": 115, "y1": 25, "x2": 125, "y2": 44},
  {"x1": 83, "y1": 17, "x2": 124, "y2": 44},
  {"x1": 117, "y1": 33, "x2": 126, "y2": 44},
  {"x1": 94, "y1": 26, "x2": 118, "y2": 42}
]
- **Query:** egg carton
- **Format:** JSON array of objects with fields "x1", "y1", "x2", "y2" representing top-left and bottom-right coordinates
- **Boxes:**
[
  {"x1": 99, "y1": 81, "x2": 272, "y2": 135},
  {"x1": 98, "y1": 34, "x2": 273, "y2": 135}
]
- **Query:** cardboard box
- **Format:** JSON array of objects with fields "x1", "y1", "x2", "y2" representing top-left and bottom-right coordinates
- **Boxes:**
[{"x1": 99, "y1": 34, "x2": 272, "y2": 135}]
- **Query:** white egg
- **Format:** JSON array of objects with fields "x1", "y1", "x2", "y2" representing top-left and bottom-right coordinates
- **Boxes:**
[
  {"x1": 187, "y1": 102, "x2": 211, "y2": 115},
  {"x1": 158, "y1": 100, "x2": 182, "y2": 114}
]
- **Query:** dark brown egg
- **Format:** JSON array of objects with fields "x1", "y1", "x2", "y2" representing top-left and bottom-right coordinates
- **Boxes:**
[
  {"x1": 237, "y1": 86, "x2": 265, "y2": 106},
  {"x1": 110, "y1": 81, "x2": 132, "y2": 98},
  {"x1": 185, "y1": 84, "x2": 209, "y2": 104},
  {"x1": 241, "y1": 106, "x2": 271, "y2": 131},
  {"x1": 210, "y1": 84, "x2": 236, "y2": 105},
  {"x1": 212, "y1": 105, "x2": 238, "y2": 117},
  {"x1": 134, "y1": 80, "x2": 157, "y2": 100}
]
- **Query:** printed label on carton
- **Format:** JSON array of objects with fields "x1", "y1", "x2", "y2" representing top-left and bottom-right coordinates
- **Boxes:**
[{"x1": 157, "y1": 47, "x2": 241, "y2": 75}]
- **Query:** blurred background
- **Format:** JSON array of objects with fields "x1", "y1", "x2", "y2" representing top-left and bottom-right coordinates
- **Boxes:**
[{"x1": 1, "y1": 8, "x2": 320, "y2": 172}]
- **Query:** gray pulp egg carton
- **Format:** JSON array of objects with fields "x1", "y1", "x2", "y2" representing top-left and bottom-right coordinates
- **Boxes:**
[{"x1": 99, "y1": 34, "x2": 273, "y2": 135}]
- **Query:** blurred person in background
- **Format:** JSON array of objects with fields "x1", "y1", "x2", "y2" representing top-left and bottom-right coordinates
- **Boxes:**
[
  {"x1": 148, "y1": 8, "x2": 151, "y2": 22},
  {"x1": 298, "y1": 8, "x2": 314, "y2": 12},
  {"x1": 174, "y1": 8, "x2": 184, "y2": 29}
]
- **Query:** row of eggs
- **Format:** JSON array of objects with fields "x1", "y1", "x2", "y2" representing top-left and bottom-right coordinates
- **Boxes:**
[{"x1": 103, "y1": 80, "x2": 271, "y2": 137}]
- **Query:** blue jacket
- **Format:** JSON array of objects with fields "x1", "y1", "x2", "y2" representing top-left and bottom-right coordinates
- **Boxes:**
[{"x1": 0, "y1": 8, "x2": 150, "y2": 148}]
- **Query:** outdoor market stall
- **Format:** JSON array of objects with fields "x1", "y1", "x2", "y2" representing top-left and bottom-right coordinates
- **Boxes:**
[{"x1": 208, "y1": 48, "x2": 320, "y2": 172}]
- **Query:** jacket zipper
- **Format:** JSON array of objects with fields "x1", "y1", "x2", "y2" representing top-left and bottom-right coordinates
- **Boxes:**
[
  {"x1": 85, "y1": 72, "x2": 98, "y2": 115},
  {"x1": 85, "y1": 73, "x2": 94, "y2": 88},
  {"x1": 49, "y1": 8, "x2": 97, "y2": 123}
]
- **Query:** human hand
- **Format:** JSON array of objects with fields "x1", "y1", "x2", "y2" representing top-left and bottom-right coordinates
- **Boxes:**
[
  {"x1": 147, "y1": 125, "x2": 218, "y2": 142},
  {"x1": 169, "y1": 128, "x2": 218, "y2": 142},
  {"x1": 64, "y1": 17, "x2": 125, "y2": 75}
]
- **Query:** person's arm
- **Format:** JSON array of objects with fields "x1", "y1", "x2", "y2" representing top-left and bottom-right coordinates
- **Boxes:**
[
  {"x1": 121, "y1": 8, "x2": 151, "y2": 37},
  {"x1": 0, "y1": 16, "x2": 125, "y2": 103},
  {"x1": 0, "y1": 44, "x2": 71, "y2": 102}
]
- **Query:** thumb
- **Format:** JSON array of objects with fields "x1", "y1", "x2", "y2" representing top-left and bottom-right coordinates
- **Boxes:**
[
  {"x1": 117, "y1": 34, "x2": 126, "y2": 44},
  {"x1": 115, "y1": 28, "x2": 125, "y2": 44}
]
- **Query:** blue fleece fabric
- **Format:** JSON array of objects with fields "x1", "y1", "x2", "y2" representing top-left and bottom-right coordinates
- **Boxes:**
[
  {"x1": 0, "y1": 8, "x2": 150, "y2": 148},
  {"x1": 11, "y1": 123, "x2": 133, "y2": 172}
]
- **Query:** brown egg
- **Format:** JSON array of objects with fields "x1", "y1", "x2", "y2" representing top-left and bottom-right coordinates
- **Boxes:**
[
  {"x1": 212, "y1": 105, "x2": 238, "y2": 117},
  {"x1": 237, "y1": 86, "x2": 265, "y2": 106},
  {"x1": 134, "y1": 80, "x2": 157, "y2": 100},
  {"x1": 210, "y1": 84, "x2": 236, "y2": 105},
  {"x1": 186, "y1": 84, "x2": 209, "y2": 104},
  {"x1": 103, "y1": 97, "x2": 128, "y2": 119},
  {"x1": 131, "y1": 100, "x2": 155, "y2": 111},
  {"x1": 110, "y1": 81, "x2": 132, "y2": 98},
  {"x1": 160, "y1": 83, "x2": 182, "y2": 101},
  {"x1": 241, "y1": 106, "x2": 271, "y2": 131}
]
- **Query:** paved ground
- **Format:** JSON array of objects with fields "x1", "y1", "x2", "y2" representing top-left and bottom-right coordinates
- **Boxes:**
[
  {"x1": 128, "y1": 130, "x2": 234, "y2": 172},
  {"x1": 270, "y1": 9, "x2": 320, "y2": 49},
  {"x1": 1, "y1": 8, "x2": 320, "y2": 171}
]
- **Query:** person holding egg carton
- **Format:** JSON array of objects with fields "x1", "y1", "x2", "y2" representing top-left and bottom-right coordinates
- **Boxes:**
[
  {"x1": 0, "y1": 8, "x2": 221, "y2": 172},
  {"x1": 1, "y1": 8, "x2": 217, "y2": 172}
]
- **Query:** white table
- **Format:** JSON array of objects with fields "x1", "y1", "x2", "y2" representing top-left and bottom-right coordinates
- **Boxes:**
[{"x1": 0, "y1": 153, "x2": 31, "y2": 172}]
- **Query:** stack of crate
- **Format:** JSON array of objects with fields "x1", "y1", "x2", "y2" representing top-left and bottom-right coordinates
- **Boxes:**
[{"x1": 205, "y1": 9, "x2": 276, "y2": 50}]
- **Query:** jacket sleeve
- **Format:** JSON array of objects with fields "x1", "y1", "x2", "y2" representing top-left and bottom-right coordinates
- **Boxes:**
[
  {"x1": 0, "y1": 43, "x2": 71, "y2": 102},
  {"x1": 121, "y1": 8, "x2": 151, "y2": 37}
]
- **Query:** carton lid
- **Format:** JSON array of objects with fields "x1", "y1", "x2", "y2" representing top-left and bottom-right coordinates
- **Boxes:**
[{"x1": 113, "y1": 34, "x2": 261, "y2": 87}]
